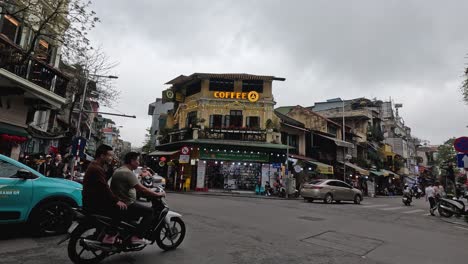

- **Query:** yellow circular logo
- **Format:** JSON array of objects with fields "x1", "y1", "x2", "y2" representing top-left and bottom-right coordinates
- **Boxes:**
[{"x1": 247, "y1": 91, "x2": 259, "y2": 102}]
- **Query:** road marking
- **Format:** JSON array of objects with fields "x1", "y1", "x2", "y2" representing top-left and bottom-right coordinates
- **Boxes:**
[
  {"x1": 361, "y1": 204, "x2": 388, "y2": 208},
  {"x1": 455, "y1": 226, "x2": 468, "y2": 231},
  {"x1": 423, "y1": 213, "x2": 431, "y2": 216},
  {"x1": 379, "y1": 207, "x2": 404, "y2": 211},
  {"x1": 402, "y1": 209, "x2": 424, "y2": 214}
]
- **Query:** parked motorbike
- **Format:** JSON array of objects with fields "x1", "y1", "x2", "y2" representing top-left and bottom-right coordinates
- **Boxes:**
[
  {"x1": 402, "y1": 193, "x2": 412, "y2": 206},
  {"x1": 60, "y1": 186, "x2": 185, "y2": 264},
  {"x1": 436, "y1": 196, "x2": 467, "y2": 218}
]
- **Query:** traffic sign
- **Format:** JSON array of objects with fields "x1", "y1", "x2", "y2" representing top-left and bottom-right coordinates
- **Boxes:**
[
  {"x1": 454, "y1": 137, "x2": 468, "y2": 153},
  {"x1": 457, "y1": 153, "x2": 468, "y2": 168},
  {"x1": 181, "y1": 146, "x2": 190, "y2": 155}
]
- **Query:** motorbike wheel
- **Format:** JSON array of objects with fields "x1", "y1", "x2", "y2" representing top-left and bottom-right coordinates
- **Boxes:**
[
  {"x1": 438, "y1": 207, "x2": 454, "y2": 218},
  {"x1": 68, "y1": 225, "x2": 108, "y2": 264},
  {"x1": 155, "y1": 217, "x2": 186, "y2": 251}
]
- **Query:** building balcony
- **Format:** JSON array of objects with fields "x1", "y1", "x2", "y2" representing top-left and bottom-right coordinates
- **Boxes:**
[
  {"x1": 161, "y1": 127, "x2": 267, "y2": 144},
  {"x1": 0, "y1": 34, "x2": 68, "y2": 98}
]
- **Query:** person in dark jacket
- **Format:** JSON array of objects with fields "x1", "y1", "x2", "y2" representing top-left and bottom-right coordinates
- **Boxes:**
[
  {"x1": 48, "y1": 154, "x2": 65, "y2": 178},
  {"x1": 82, "y1": 144, "x2": 127, "y2": 244}
]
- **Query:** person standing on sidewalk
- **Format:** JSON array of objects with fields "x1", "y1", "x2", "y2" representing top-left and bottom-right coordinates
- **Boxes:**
[{"x1": 425, "y1": 183, "x2": 436, "y2": 216}]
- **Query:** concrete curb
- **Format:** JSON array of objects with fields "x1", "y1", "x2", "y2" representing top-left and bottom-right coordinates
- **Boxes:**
[
  {"x1": 439, "y1": 217, "x2": 468, "y2": 227},
  {"x1": 167, "y1": 191, "x2": 301, "y2": 200}
]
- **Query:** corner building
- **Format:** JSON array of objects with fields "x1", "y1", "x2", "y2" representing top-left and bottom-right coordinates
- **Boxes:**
[{"x1": 154, "y1": 73, "x2": 289, "y2": 192}]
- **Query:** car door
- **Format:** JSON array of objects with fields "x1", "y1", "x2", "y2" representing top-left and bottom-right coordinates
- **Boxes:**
[
  {"x1": 0, "y1": 159, "x2": 33, "y2": 222},
  {"x1": 326, "y1": 181, "x2": 343, "y2": 200},
  {"x1": 336, "y1": 181, "x2": 354, "y2": 200}
]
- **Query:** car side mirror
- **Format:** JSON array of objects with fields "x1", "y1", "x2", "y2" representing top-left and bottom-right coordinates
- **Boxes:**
[{"x1": 17, "y1": 169, "x2": 35, "y2": 179}]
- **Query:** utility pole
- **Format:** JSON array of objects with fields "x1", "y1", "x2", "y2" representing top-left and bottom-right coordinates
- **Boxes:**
[
  {"x1": 285, "y1": 135, "x2": 290, "y2": 199},
  {"x1": 343, "y1": 100, "x2": 346, "y2": 182},
  {"x1": 71, "y1": 72, "x2": 119, "y2": 178}
]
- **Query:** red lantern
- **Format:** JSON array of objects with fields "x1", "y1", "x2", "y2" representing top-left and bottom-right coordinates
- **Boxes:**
[{"x1": 160, "y1": 157, "x2": 167, "y2": 162}]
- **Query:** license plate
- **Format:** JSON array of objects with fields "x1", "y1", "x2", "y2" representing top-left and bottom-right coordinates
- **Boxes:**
[{"x1": 68, "y1": 222, "x2": 79, "y2": 233}]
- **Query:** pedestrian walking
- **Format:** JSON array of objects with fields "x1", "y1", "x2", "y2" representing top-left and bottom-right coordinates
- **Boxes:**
[
  {"x1": 49, "y1": 154, "x2": 65, "y2": 178},
  {"x1": 425, "y1": 183, "x2": 436, "y2": 216}
]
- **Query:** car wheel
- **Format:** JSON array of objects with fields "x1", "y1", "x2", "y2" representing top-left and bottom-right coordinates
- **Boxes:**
[
  {"x1": 30, "y1": 201, "x2": 73, "y2": 236},
  {"x1": 354, "y1": 195, "x2": 362, "y2": 205},
  {"x1": 323, "y1": 194, "x2": 333, "y2": 204}
]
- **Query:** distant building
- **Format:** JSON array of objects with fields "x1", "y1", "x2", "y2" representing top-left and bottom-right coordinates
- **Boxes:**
[{"x1": 148, "y1": 98, "x2": 173, "y2": 147}]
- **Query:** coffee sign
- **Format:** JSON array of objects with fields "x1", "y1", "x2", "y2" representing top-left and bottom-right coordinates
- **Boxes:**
[{"x1": 213, "y1": 91, "x2": 259, "y2": 102}]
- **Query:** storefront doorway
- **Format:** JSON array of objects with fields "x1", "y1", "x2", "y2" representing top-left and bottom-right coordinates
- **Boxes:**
[{"x1": 205, "y1": 161, "x2": 262, "y2": 191}]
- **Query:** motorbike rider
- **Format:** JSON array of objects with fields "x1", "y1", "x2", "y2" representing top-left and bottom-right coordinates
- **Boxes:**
[
  {"x1": 82, "y1": 145, "x2": 128, "y2": 244},
  {"x1": 110, "y1": 152, "x2": 165, "y2": 245},
  {"x1": 139, "y1": 166, "x2": 152, "y2": 179},
  {"x1": 403, "y1": 184, "x2": 412, "y2": 196}
]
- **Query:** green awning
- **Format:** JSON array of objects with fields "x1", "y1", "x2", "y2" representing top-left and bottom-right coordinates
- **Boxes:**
[
  {"x1": 0, "y1": 122, "x2": 29, "y2": 137},
  {"x1": 157, "y1": 139, "x2": 290, "y2": 150}
]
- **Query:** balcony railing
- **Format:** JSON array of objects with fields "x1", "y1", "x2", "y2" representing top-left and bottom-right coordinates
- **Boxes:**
[
  {"x1": 161, "y1": 127, "x2": 268, "y2": 144},
  {"x1": 0, "y1": 34, "x2": 68, "y2": 98}
]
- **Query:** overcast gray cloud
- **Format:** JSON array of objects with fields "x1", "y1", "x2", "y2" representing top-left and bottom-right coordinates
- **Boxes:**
[{"x1": 88, "y1": 0, "x2": 468, "y2": 147}]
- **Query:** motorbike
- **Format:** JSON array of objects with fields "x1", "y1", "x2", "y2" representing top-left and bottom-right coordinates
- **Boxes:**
[
  {"x1": 436, "y1": 195, "x2": 467, "y2": 218},
  {"x1": 60, "y1": 186, "x2": 185, "y2": 264},
  {"x1": 137, "y1": 175, "x2": 155, "y2": 201},
  {"x1": 402, "y1": 193, "x2": 412, "y2": 206}
]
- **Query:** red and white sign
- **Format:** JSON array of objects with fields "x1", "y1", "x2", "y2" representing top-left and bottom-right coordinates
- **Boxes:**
[{"x1": 181, "y1": 146, "x2": 190, "y2": 155}]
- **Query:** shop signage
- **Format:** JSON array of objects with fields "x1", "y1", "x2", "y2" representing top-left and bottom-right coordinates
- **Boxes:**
[
  {"x1": 179, "y1": 155, "x2": 190, "y2": 164},
  {"x1": 213, "y1": 91, "x2": 259, "y2": 102},
  {"x1": 200, "y1": 150, "x2": 269, "y2": 162},
  {"x1": 272, "y1": 163, "x2": 282, "y2": 169}
]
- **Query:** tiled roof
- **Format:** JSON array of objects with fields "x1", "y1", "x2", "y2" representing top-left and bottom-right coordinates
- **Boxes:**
[{"x1": 165, "y1": 73, "x2": 285, "y2": 85}]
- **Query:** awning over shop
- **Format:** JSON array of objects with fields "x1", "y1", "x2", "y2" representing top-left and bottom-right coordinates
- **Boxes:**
[
  {"x1": 339, "y1": 161, "x2": 370, "y2": 176},
  {"x1": 148, "y1": 150, "x2": 180, "y2": 156},
  {"x1": 381, "y1": 169, "x2": 400, "y2": 179},
  {"x1": 0, "y1": 122, "x2": 29, "y2": 137},
  {"x1": 316, "y1": 134, "x2": 354, "y2": 148},
  {"x1": 0, "y1": 68, "x2": 66, "y2": 109},
  {"x1": 306, "y1": 160, "x2": 334, "y2": 175},
  {"x1": 370, "y1": 170, "x2": 385, "y2": 176}
]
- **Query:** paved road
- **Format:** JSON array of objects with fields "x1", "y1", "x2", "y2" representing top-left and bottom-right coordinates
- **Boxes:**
[{"x1": 1, "y1": 194, "x2": 468, "y2": 264}]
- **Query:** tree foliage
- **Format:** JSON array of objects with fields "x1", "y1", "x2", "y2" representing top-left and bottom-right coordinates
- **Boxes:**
[
  {"x1": 142, "y1": 128, "x2": 154, "y2": 153},
  {"x1": 463, "y1": 66, "x2": 468, "y2": 104},
  {"x1": 0, "y1": 0, "x2": 99, "y2": 67},
  {"x1": 436, "y1": 137, "x2": 457, "y2": 166}
]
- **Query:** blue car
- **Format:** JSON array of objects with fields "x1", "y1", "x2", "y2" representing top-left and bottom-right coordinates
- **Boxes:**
[{"x1": 0, "y1": 154, "x2": 82, "y2": 236}]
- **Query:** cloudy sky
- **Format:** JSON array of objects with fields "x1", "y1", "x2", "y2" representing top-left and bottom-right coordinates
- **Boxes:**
[{"x1": 88, "y1": 0, "x2": 468, "y2": 147}]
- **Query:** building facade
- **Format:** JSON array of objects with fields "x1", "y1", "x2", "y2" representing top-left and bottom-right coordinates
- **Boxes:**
[
  {"x1": 0, "y1": 1, "x2": 69, "y2": 159},
  {"x1": 154, "y1": 73, "x2": 289, "y2": 192},
  {"x1": 148, "y1": 98, "x2": 173, "y2": 148}
]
